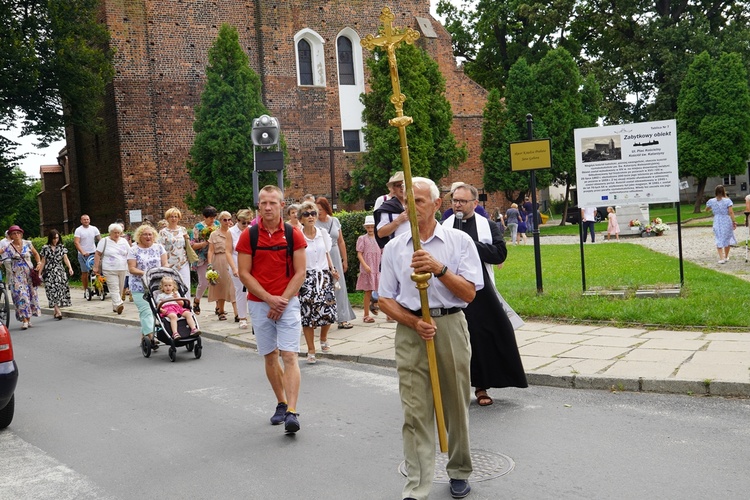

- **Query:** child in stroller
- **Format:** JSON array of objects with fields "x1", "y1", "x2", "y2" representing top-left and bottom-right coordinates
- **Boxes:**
[{"x1": 156, "y1": 276, "x2": 200, "y2": 339}]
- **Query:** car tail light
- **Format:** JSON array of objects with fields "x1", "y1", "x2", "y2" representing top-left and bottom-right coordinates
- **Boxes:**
[{"x1": 0, "y1": 324, "x2": 14, "y2": 363}]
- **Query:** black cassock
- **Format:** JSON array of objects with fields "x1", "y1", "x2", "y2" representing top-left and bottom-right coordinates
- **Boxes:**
[{"x1": 453, "y1": 215, "x2": 528, "y2": 389}]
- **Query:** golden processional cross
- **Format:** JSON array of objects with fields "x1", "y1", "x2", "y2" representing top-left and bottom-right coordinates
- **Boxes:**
[{"x1": 361, "y1": 6, "x2": 448, "y2": 453}]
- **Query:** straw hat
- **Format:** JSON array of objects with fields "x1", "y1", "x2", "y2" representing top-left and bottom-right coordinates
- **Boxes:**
[{"x1": 364, "y1": 215, "x2": 375, "y2": 226}]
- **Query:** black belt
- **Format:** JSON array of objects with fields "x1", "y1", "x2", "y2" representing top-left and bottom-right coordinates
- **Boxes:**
[{"x1": 409, "y1": 307, "x2": 462, "y2": 318}]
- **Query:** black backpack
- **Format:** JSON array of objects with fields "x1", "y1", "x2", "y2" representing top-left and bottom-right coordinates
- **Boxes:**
[{"x1": 249, "y1": 222, "x2": 295, "y2": 277}]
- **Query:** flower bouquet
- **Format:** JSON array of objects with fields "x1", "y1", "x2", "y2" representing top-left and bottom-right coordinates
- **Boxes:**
[
  {"x1": 643, "y1": 218, "x2": 670, "y2": 236},
  {"x1": 629, "y1": 219, "x2": 641, "y2": 227},
  {"x1": 200, "y1": 225, "x2": 216, "y2": 241},
  {"x1": 206, "y1": 268, "x2": 219, "y2": 285}
]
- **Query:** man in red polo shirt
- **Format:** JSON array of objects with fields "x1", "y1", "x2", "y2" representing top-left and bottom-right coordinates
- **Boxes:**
[{"x1": 237, "y1": 185, "x2": 307, "y2": 433}]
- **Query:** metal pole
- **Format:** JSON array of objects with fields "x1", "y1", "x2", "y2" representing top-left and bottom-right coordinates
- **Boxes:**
[
  {"x1": 526, "y1": 114, "x2": 544, "y2": 294},
  {"x1": 252, "y1": 148, "x2": 259, "y2": 207}
]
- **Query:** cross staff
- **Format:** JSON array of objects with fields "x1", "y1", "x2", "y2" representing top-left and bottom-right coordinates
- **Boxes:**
[{"x1": 361, "y1": 6, "x2": 448, "y2": 453}]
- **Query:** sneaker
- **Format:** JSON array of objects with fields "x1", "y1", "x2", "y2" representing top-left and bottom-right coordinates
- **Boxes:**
[
  {"x1": 719, "y1": 259, "x2": 726, "y2": 264},
  {"x1": 307, "y1": 353, "x2": 317, "y2": 364},
  {"x1": 270, "y1": 402, "x2": 288, "y2": 425},
  {"x1": 284, "y1": 411, "x2": 300, "y2": 433},
  {"x1": 449, "y1": 479, "x2": 471, "y2": 499}
]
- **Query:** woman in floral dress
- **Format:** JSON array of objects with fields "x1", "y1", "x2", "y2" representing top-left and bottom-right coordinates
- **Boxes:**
[
  {"x1": 2, "y1": 225, "x2": 42, "y2": 330},
  {"x1": 159, "y1": 207, "x2": 191, "y2": 299},
  {"x1": 39, "y1": 229, "x2": 74, "y2": 319},
  {"x1": 127, "y1": 224, "x2": 167, "y2": 347},
  {"x1": 706, "y1": 184, "x2": 737, "y2": 264}
]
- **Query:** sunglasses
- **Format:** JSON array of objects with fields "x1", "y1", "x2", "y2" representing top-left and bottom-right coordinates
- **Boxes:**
[
  {"x1": 238, "y1": 220, "x2": 249, "y2": 225},
  {"x1": 300, "y1": 211, "x2": 317, "y2": 217},
  {"x1": 221, "y1": 218, "x2": 232, "y2": 222}
]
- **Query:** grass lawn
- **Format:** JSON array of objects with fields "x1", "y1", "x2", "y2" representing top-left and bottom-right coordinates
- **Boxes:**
[{"x1": 352, "y1": 242, "x2": 750, "y2": 329}]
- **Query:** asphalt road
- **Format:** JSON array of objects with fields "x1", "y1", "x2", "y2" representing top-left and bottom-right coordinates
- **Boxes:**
[{"x1": 2, "y1": 316, "x2": 750, "y2": 499}]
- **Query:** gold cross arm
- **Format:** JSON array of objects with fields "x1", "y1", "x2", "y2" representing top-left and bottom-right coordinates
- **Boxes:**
[{"x1": 361, "y1": 7, "x2": 420, "y2": 52}]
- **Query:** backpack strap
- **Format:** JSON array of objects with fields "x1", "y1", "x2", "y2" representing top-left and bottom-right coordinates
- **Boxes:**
[{"x1": 249, "y1": 223, "x2": 295, "y2": 277}]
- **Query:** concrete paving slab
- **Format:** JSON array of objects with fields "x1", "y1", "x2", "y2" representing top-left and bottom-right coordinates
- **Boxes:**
[
  {"x1": 520, "y1": 356, "x2": 557, "y2": 370},
  {"x1": 542, "y1": 324, "x2": 601, "y2": 334},
  {"x1": 704, "y1": 332, "x2": 750, "y2": 341},
  {"x1": 689, "y1": 351, "x2": 750, "y2": 366},
  {"x1": 516, "y1": 321, "x2": 558, "y2": 331},
  {"x1": 585, "y1": 326, "x2": 647, "y2": 337},
  {"x1": 536, "y1": 333, "x2": 595, "y2": 344},
  {"x1": 578, "y1": 336, "x2": 646, "y2": 348},
  {"x1": 519, "y1": 342, "x2": 577, "y2": 358},
  {"x1": 704, "y1": 341, "x2": 750, "y2": 353},
  {"x1": 556, "y1": 345, "x2": 631, "y2": 360},
  {"x1": 619, "y1": 349, "x2": 693, "y2": 364},
  {"x1": 638, "y1": 338, "x2": 709, "y2": 351},
  {"x1": 535, "y1": 358, "x2": 615, "y2": 377},
  {"x1": 639, "y1": 330, "x2": 704, "y2": 340},
  {"x1": 674, "y1": 363, "x2": 750, "y2": 382},
  {"x1": 602, "y1": 360, "x2": 677, "y2": 379}
]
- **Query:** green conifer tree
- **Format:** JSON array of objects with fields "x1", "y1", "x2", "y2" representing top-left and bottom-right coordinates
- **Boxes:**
[
  {"x1": 341, "y1": 43, "x2": 467, "y2": 204},
  {"x1": 186, "y1": 24, "x2": 277, "y2": 212}
]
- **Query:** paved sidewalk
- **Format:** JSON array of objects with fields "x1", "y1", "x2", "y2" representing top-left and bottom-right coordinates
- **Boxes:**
[{"x1": 40, "y1": 291, "x2": 750, "y2": 397}]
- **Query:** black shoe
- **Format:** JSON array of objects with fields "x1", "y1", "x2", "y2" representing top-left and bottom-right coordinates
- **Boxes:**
[
  {"x1": 449, "y1": 479, "x2": 471, "y2": 499},
  {"x1": 284, "y1": 411, "x2": 300, "y2": 433},
  {"x1": 270, "y1": 402, "x2": 287, "y2": 425}
]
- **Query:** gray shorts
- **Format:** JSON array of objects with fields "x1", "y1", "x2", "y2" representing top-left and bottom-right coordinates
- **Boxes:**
[{"x1": 248, "y1": 297, "x2": 301, "y2": 356}]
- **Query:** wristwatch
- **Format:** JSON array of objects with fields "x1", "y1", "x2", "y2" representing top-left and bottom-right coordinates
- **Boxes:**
[{"x1": 434, "y1": 265, "x2": 448, "y2": 278}]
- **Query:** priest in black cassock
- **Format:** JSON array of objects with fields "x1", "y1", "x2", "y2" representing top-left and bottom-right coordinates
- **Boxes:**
[{"x1": 443, "y1": 184, "x2": 528, "y2": 406}]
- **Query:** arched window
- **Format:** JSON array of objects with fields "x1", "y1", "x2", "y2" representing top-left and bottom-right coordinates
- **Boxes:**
[
  {"x1": 294, "y1": 29, "x2": 326, "y2": 87},
  {"x1": 297, "y1": 39, "x2": 313, "y2": 86},
  {"x1": 337, "y1": 36, "x2": 354, "y2": 85}
]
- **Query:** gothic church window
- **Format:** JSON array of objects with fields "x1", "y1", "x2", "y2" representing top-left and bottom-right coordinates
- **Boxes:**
[
  {"x1": 297, "y1": 39, "x2": 313, "y2": 85},
  {"x1": 337, "y1": 37, "x2": 355, "y2": 85},
  {"x1": 294, "y1": 29, "x2": 326, "y2": 87}
]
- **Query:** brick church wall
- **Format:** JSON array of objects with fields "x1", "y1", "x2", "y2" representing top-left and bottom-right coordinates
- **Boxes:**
[{"x1": 67, "y1": 0, "x2": 501, "y2": 225}]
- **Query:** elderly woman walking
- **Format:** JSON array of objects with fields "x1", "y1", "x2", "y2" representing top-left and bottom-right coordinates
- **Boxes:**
[
  {"x1": 94, "y1": 223, "x2": 131, "y2": 315},
  {"x1": 315, "y1": 197, "x2": 355, "y2": 329},
  {"x1": 706, "y1": 184, "x2": 737, "y2": 264},
  {"x1": 128, "y1": 224, "x2": 167, "y2": 347},
  {"x1": 39, "y1": 229, "x2": 74, "y2": 320},
  {"x1": 1, "y1": 225, "x2": 42, "y2": 330},
  {"x1": 159, "y1": 207, "x2": 192, "y2": 299}
]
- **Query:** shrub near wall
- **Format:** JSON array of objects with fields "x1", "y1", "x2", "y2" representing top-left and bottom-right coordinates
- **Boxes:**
[{"x1": 336, "y1": 210, "x2": 369, "y2": 292}]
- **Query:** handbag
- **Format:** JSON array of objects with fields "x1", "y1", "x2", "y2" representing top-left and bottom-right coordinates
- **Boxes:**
[{"x1": 185, "y1": 236, "x2": 200, "y2": 264}]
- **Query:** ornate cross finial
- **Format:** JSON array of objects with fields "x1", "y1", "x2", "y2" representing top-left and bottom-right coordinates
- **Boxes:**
[{"x1": 361, "y1": 7, "x2": 420, "y2": 125}]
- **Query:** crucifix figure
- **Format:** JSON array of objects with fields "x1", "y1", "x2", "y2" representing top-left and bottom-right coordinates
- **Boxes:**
[
  {"x1": 361, "y1": 7, "x2": 449, "y2": 453},
  {"x1": 315, "y1": 128, "x2": 346, "y2": 209}
]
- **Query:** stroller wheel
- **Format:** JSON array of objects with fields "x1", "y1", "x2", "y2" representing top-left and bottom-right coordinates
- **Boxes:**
[
  {"x1": 194, "y1": 345, "x2": 202, "y2": 359},
  {"x1": 100, "y1": 291, "x2": 106, "y2": 301},
  {"x1": 141, "y1": 337, "x2": 151, "y2": 358},
  {"x1": 84, "y1": 289, "x2": 91, "y2": 301},
  {"x1": 168, "y1": 347, "x2": 176, "y2": 362},
  {"x1": 186, "y1": 342, "x2": 194, "y2": 352}
]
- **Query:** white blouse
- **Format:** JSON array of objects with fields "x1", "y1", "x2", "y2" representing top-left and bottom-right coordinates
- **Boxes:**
[{"x1": 303, "y1": 226, "x2": 332, "y2": 271}]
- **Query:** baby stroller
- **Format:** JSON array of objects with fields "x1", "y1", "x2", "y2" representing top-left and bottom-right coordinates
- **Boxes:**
[
  {"x1": 140, "y1": 267, "x2": 202, "y2": 362},
  {"x1": 84, "y1": 255, "x2": 108, "y2": 301}
]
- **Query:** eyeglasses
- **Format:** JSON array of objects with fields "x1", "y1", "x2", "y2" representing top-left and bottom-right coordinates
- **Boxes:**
[
  {"x1": 221, "y1": 218, "x2": 232, "y2": 222},
  {"x1": 391, "y1": 183, "x2": 404, "y2": 188},
  {"x1": 238, "y1": 220, "x2": 249, "y2": 226},
  {"x1": 300, "y1": 211, "x2": 317, "y2": 217},
  {"x1": 452, "y1": 198, "x2": 476, "y2": 206}
]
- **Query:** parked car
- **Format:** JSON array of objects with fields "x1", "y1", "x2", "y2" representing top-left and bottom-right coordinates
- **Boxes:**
[
  {"x1": 566, "y1": 206, "x2": 608, "y2": 224},
  {"x1": 0, "y1": 322, "x2": 18, "y2": 429}
]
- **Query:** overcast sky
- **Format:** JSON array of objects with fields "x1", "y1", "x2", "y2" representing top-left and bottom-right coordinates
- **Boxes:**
[{"x1": 8, "y1": 0, "x2": 462, "y2": 179}]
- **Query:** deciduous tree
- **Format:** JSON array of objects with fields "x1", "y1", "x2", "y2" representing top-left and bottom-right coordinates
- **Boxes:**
[{"x1": 677, "y1": 51, "x2": 750, "y2": 212}]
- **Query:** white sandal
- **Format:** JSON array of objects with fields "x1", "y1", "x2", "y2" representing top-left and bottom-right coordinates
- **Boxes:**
[
  {"x1": 306, "y1": 353, "x2": 317, "y2": 364},
  {"x1": 320, "y1": 342, "x2": 331, "y2": 352}
]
